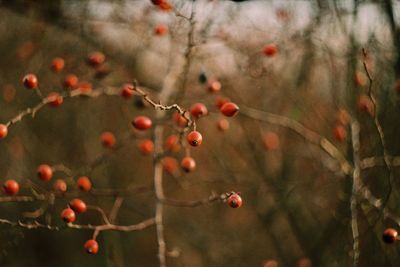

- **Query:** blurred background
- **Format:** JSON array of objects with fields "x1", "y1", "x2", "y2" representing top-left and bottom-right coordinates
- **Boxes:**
[{"x1": 0, "y1": 0, "x2": 400, "y2": 266}]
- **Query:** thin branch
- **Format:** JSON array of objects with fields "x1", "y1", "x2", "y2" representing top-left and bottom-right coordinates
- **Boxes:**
[
  {"x1": 350, "y1": 120, "x2": 361, "y2": 267},
  {"x1": 240, "y1": 105, "x2": 353, "y2": 175},
  {"x1": 162, "y1": 192, "x2": 228, "y2": 207}
]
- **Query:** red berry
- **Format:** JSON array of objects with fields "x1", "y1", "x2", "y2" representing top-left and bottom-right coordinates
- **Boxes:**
[
  {"x1": 333, "y1": 125, "x2": 347, "y2": 142},
  {"x1": 227, "y1": 193, "x2": 242, "y2": 208},
  {"x1": 77, "y1": 176, "x2": 92, "y2": 192},
  {"x1": 132, "y1": 116, "x2": 152, "y2": 130},
  {"x1": 354, "y1": 71, "x2": 366, "y2": 87},
  {"x1": 336, "y1": 109, "x2": 350, "y2": 126},
  {"x1": 78, "y1": 81, "x2": 93, "y2": 93},
  {"x1": 173, "y1": 112, "x2": 188, "y2": 127},
  {"x1": 22, "y1": 73, "x2": 38, "y2": 89},
  {"x1": 181, "y1": 157, "x2": 196, "y2": 172},
  {"x1": 64, "y1": 74, "x2": 79, "y2": 89},
  {"x1": 190, "y1": 103, "x2": 208, "y2": 119},
  {"x1": 263, "y1": 132, "x2": 280, "y2": 151},
  {"x1": 51, "y1": 57, "x2": 65, "y2": 72},
  {"x1": 121, "y1": 83, "x2": 134, "y2": 98},
  {"x1": 53, "y1": 179, "x2": 67, "y2": 193},
  {"x1": 217, "y1": 119, "x2": 229, "y2": 131},
  {"x1": 3, "y1": 179, "x2": 19, "y2": 195},
  {"x1": 187, "y1": 131, "x2": 203, "y2": 147},
  {"x1": 60, "y1": 208, "x2": 76, "y2": 223},
  {"x1": 84, "y1": 239, "x2": 99, "y2": 254},
  {"x1": 163, "y1": 157, "x2": 178, "y2": 175},
  {"x1": 263, "y1": 44, "x2": 278, "y2": 57},
  {"x1": 215, "y1": 96, "x2": 230, "y2": 109},
  {"x1": 154, "y1": 24, "x2": 168, "y2": 36},
  {"x1": 207, "y1": 79, "x2": 221, "y2": 92},
  {"x1": 220, "y1": 102, "x2": 239, "y2": 117},
  {"x1": 37, "y1": 164, "x2": 53, "y2": 181},
  {"x1": 100, "y1": 132, "x2": 116, "y2": 148},
  {"x1": 139, "y1": 139, "x2": 154, "y2": 155},
  {"x1": 48, "y1": 92, "x2": 63, "y2": 107},
  {"x1": 296, "y1": 258, "x2": 312, "y2": 267},
  {"x1": 151, "y1": 0, "x2": 166, "y2": 5},
  {"x1": 69, "y1": 198, "x2": 87, "y2": 214},
  {"x1": 0, "y1": 124, "x2": 8, "y2": 139},
  {"x1": 357, "y1": 95, "x2": 374, "y2": 116},
  {"x1": 158, "y1": 1, "x2": 172, "y2": 11},
  {"x1": 383, "y1": 228, "x2": 398, "y2": 244},
  {"x1": 88, "y1": 52, "x2": 105, "y2": 66},
  {"x1": 165, "y1": 135, "x2": 181, "y2": 152}
]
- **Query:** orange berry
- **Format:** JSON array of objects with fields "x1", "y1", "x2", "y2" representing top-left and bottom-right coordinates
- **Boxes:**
[
  {"x1": 263, "y1": 44, "x2": 278, "y2": 57},
  {"x1": 60, "y1": 208, "x2": 76, "y2": 223},
  {"x1": 64, "y1": 74, "x2": 79, "y2": 89},
  {"x1": 37, "y1": 164, "x2": 53, "y2": 181},
  {"x1": 84, "y1": 239, "x2": 99, "y2": 254},
  {"x1": 139, "y1": 139, "x2": 154, "y2": 155},
  {"x1": 263, "y1": 132, "x2": 280, "y2": 150},
  {"x1": 88, "y1": 51, "x2": 105, "y2": 66},
  {"x1": 3, "y1": 179, "x2": 19, "y2": 195},
  {"x1": 163, "y1": 157, "x2": 178, "y2": 175},
  {"x1": 51, "y1": 57, "x2": 65, "y2": 72},
  {"x1": 53, "y1": 179, "x2": 67, "y2": 193},
  {"x1": 0, "y1": 124, "x2": 8, "y2": 139},
  {"x1": 69, "y1": 198, "x2": 87, "y2": 214},
  {"x1": 217, "y1": 119, "x2": 229, "y2": 131},
  {"x1": 207, "y1": 79, "x2": 221, "y2": 92},
  {"x1": 132, "y1": 116, "x2": 152, "y2": 130},
  {"x1": 48, "y1": 92, "x2": 63, "y2": 107},
  {"x1": 77, "y1": 176, "x2": 92, "y2": 192},
  {"x1": 165, "y1": 135, "x2": 181, "y2": 152},
  {"x1": 173, "y1": 112, "x2": 188, "y2": 127},
  {"x1": 227, "y1": 193, "x2": 242, "y2": 208},
  {"x1": 333, "y1": 125, "x2": 347, "y2": 142},
  {"x1": 100, "y1": 132, "x2": 116, "y2": 148},
  {"x1": 187, "y1": 131, "x2": 202, "y2": 147},
  {"x1": 154, "y1": 24, "x2": 168, "y2": 36},
  {"x1": 190, "y1": 103, "x2": 208, "y2": 119},
  {"x1": 121, "y1": 83, "x2": 134, "y2": 98},
  {"x1": 220, "y1": 102, "x2": 239, "y2": 117},
  {"x1": 181, "y1": 156, "x2": 196, "y2": 172}
]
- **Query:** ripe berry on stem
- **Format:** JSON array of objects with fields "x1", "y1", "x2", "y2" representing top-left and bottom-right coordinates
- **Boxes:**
[
  {"x1": 190, "y1": 103, "x2": 208, "y2": 119},
  {"x1": 383, "y1": 228, "x2": 398, "y2": 244},
  {"x1": 61, "y1": 208, "x2": 76, "y2": 223},
  {"x1": 53, "y1": 179, "x2": 67, "y2": 193},
  {"x1": 227, "y1": 193, "x2": 242, "y2": 208},
  {"x1": 121, "y1": 83, "x2": 134, "y2": 98},
  {"x1": 48, "y1": 92, "x2": 64, "y2": 107},
  {"x1": 69, "y1": 198, "x2": 87, "y2": 214},
  {"x1": 64, "y1": 74, "x2": 79, "y2": 89},
  {"x1": 207, "y1": 79, "x2": 221, "y2": 92},
  {"x1": 0, "y1": 124, "x2": 8, "y2": 139},
  {"x1": 37, "y1": 164, "x2": 53, "y2": 181},
  {"x1": 181, "y1": 156, "x2": 196, "y2": 172},
  {"x1": 187, "y1": 131, "x2": 203, "y2": 147},
  {"x1": 22, "y1": 74, "x2": 38, "y2": 89},
  {"x1": 3, "y1": 179, "x2": 19, "y2": 195},
  {"x1": 165, "y1": 135, "x2": 181, "y2": 152},
  {"x1": 220, "y1": 102, "x2": 239, "y2": 117},
  {"x1": 132, "y1": 116, "x2": 152, "y2": 130},
  {"x1": 77, "y1": 176, "x2": 92, "y2": 192},
  {"x1": 84, "y1": 239, "x2": 99, "y2": 254}
]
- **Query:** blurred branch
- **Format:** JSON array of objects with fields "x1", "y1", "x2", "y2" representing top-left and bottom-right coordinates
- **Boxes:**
[
  {"x1": 162, "y1": 192, "x2": 228, "y2": 207},
  {"x1": 360, "y1": 156, "x2": 400, "y2": 169},
  {"x1": 350, "y1": 120, "x2": 361, "y2": 267},
  {"x1": 240, "y1": 105, "x2": 353, "y2": 175}
]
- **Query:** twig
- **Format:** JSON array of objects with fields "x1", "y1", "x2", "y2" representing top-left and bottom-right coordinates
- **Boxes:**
[
  {"x1": 350, "y1": 120, "x2": 361, "y2": 267},
  {"x1": 240, "y1": 105, "x2": 352, "y2": 175}
]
